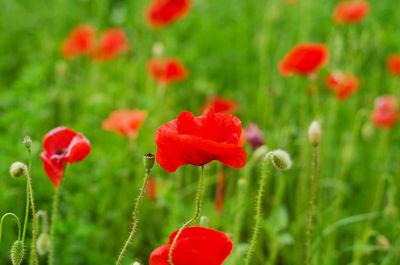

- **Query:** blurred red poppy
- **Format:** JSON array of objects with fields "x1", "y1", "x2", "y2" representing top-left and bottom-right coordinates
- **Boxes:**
[
  {"x1": 102, "y1": 110, "x2": 147, "y2": 139},
  {"x1": 387, "y1": 54, "x2": 400, "y2": 76},
  {"x1": 147, "y1": 0, "x2": 191, "y2": 28},
  {"x1": 333, "y1": 1, "x2": 370, "y2": 24},
  {"x1": 245, "y1": 123, "x2": 264, "y2": 149},
  {"x1": 278, "y1": 43, "x2": 329, "y2": 77},
  {"x1": 201, "y1": 96, "x2": 238, "y2": 114},
  {"x1": 146, "y1": 178, "x2": 158, "y2": 201},
  {"x1": 40, "y1": 127, "x2": 91, "y2": 188},
  {"x1": 92, "y1": 28, "x2": 130, "y2": 62},
  {"x1": 325, "y1": 71, "x2": 359, "y2": 100},
  {"x1": 371, "y1": 96, "x2": 398, "y2": 128},
  {"x1": 149, "y1": 226, "x2": 233, "y2": 265},
  {"x1": 147, "y1": 58, "x2": 188, "y2": 86},
  {"x1": 155, "y1": 107, "x2": 247, "y2": 172},
  {"x1": 61, "y1": 24, "x2": 96, "y2": 59},
  {"x1": 215, "y1": 168, "x2": 225, "y2": 214}
]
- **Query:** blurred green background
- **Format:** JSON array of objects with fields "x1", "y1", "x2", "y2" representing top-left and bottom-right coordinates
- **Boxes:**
[{"x1": 1, "y1": 0, "x2": 400, "y2": 264}]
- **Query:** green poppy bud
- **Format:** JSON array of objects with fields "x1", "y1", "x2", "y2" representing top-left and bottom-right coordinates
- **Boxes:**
[
  {"x1": 37, "y1": 233, "x2": 51, "y2": 255},
  {"x1": 270, "y1": 150, "x2": 292, "y2": 171},
  {"x1": 143, "y1": 153, "x2": 155, "y2": 170},
  {"x1": 10, "y1": 162, "x2": 27, "y2": 178},
  {"x1": 10, "y1": 240, "x2": 24, "y2": 265}
]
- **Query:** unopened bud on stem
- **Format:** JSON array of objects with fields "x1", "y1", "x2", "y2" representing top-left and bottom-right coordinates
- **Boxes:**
[
  {"x1": 10, "y1": 162, "x2": 27, "y2": 178},
  {"x1": 270, "y1": 150, "x2": 292, "y2": 171},
  {"x1": 143, "y1": 153, "x2": 155, "y2": 171},
  {"x1": 22, "y1": 136, "x2": 32, "y2": 150},
  {"x1": 308, "y1": 121, "x2": 321, "y2": 147},
  {"x1": 10, "y1": 240, "x2": 24, "y2": 265}
]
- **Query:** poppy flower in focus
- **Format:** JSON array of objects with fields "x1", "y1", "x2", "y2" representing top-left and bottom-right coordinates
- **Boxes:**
[
  {"x1": 149, "y1": 226, "x2": 233, "y2": 265},
  {"x1": 387, "y1": 54, "x2": 400, "y2": 76},
  {"x1": 92, "y1": 28, "x2": 130, "y2": 62},
  {"x1": 371, "y1": 96, "x2": 398, "y2": 128},
  {"x1": 201, "y1": 96, "x2": 238, "y2": 114},
  {"x1": 325, "y1": 71, "x2": 359, "y2": 100},
  {"x1": 245, "y1": 123, "x2": 264, "y2": 149},
  {"x1": 333, "y1": 1, "x2": 370, "y2": 24},
  {"x1": 102, "y1": 110, "x2": 147, "y2": 139},
  {"x1": 147, "y1": 0, "x2": 191, "y2": 28},
  {"x1": 61, "y1": 24, "x2": 96, "y2": 59},
  {"x1": 40, "y1": 127, "x2": 91, "y2": 188},
  {"x1": 278, "y1": 43, "x2": 329, "y2": 77},
  {"x1": 147, "y1": 58, "x2": 188, "y2": 86},
  {"x1": 155, "y1": 108, "x2": 247, "y2": 173}
]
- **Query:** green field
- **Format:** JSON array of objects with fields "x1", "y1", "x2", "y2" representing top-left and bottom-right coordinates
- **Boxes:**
[{"x1": 1, "y1": 0, "x2": 399, "y2": 264}]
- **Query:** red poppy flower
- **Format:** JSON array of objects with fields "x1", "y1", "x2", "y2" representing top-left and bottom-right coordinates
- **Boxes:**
[
  {"x1": 325, "y1": 71, "x2": 359, "y2": 100},
  {"x1": 92, "y1": 28, "x2": 130, "y2": 62},
  {"x1": 147, "y1": 58, "x2": 188, "y2": 86},
  {"x1": 155, "y1": 108, "x2": 247, "y2": 173},
  {"x1": 102, "y1": 110, "x2": 147, "y2": 139},
  {"x1": 146, "y1": 178, "x2": 158, "y2": 201},
  {"x1": 371, "y1": 96, "x2": 398, "y2": 128},
  {"x1": 40, "y1": 127, "x2": 91, "y2": 188},
  {"x1": 387, "y1": 54, "x2": 400, "y2": 76},
  {"x1": 333, "y1": 1, "x2": 370, "y2": 24},
  {"x1": 149, "y1": 226, "x2": 233, "y2": 265},
  {"x1": 61, "y1": 24, "x2": 96, "y2": 59},
  {"x1": 278, "y1": 43, "x2": 329, "y2": 77},
  {"x1": 200, "y1": 96, "x2": 238, "y2": 114},
  {"x1": 147, "y1": 0, "x2": 191, "y2": 28}
]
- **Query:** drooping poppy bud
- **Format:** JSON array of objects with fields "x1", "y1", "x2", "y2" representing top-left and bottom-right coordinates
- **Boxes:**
[
  {"x1": 10, "y1": 162, "x2": 27, "y2": 178},
  {"x1": 37, "y1": 233, "x2": 50, "y2": 255},
  {"x1": 270, "y1": 150, "x2": 292, "y2": 171},
  {"x1": 11, "y1": 240, "x2": 24, "y2": 265}
]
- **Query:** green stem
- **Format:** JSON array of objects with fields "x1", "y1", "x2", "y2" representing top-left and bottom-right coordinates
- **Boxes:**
[
  {"x1": 115, "y1": 169, "x2": 151, "y2": 265},
  {"x1": 48, "y1": 185, "x2": 61, "y2": 265},
  {"x1": 0, "y1": 213, "x2": 22, "y2": 242},
  {"x1": 245, "y1": 153, "x2": 271, "y2": 265},
  {"x1": 168, "y1": 165, "x2": 206, "y2": 265},
  {"x1": 306, "y1": 147, "x2": 319, "y2": 265},
  {"x1": 22, "y1": 171, "x2": 30, "y2": 242}
]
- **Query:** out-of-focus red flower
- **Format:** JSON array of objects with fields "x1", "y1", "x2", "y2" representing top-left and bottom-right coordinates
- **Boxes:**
[
  {"x1": 147, "y1": 0, "x2": 191, "y2": 28},
  {"x1": 102, "y1": 110, "x2": 147, "y2": 139},
  {"x1": 282, "y1": 0, "x2": 299, "y2": 3},
  {"x1": 92, "y1": 28, "x2": 130, "y2": 62},
  {"x1": 201, "y1": 96, "x2": 238, "y2": 114},
  {"x1": 371, "y1": 96, "x2": 398, "y2": 128},
  {"x1": 215, "y1": 168, "x2": 225, "y2": 214},
  {"x1": 61, "y1": 25, "x2": 96, "y2": 59},
  {"x1": 155, "y1": 108, "x2": 247, "y2": 173},
  {"x1": 147, "y1": 58, "x2": 188, "y2": 86},
  {"x1": 387, "y1": 54, "x2": 400, "y2": 76},
  {"x1": 149, "y1": 226, "x2": 233, "y2": 265},
  {"x1": 278, "y1": 43, "x2": 329, "y2": 77},
  {"x1": 146, "y1": 178, "x2": 158, "y2": 201},
  {"x1": 40, "y1": 127, "x2": 91, "y2": 188},
  {"x1": 333, "y1": 1, "x2": 370, "y2": 24},
  {"x1": 245, "y1": 123, "x2": 264, "y2": 149},
  {"x1": 325, "y1": 71, "x2": 359, "y2": 100}
]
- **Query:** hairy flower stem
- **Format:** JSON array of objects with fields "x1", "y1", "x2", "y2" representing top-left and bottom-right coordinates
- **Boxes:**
[
  {"x1": 306, "y1": 147, "x2": 318, "y2": 265},
  {"x1": 116, "y1": 169, "x2": 151, "y2": 265},
  {"x1": 245, "y1": 153, "x2": 271, "y2": 265},
  {"x1": 22, "y1": 174, "x2": 30, "y2": 243},
  {"x1": 25, "y1": 149, "x2": 39, "y2": 265},
  {"x1": 48, "y1": 184, "x2": 61, "y2": 265},
  {"x1": 168, "y1": 165, "x2": 206, "y2": 265}
]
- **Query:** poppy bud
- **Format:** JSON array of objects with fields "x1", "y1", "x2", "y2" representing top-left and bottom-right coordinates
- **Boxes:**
[
  {"x1": 200, "y1": 216, "x2": 209, "y2": 227},
  {"x1": 143, "y1": 153, "x2": 155, "y2": 170},
  {"x1": 22, "y1": 136, "x2": 32, "y2": 150},
  {"x1": 308, "y1": 121, "x2": 321, "y2": 147},
  {"x1": 10, "y1": 240, "x2": 24, "y2": 265},
  {"x1": 37, "y1": 233, "x2": 50, "y2": 255},
  {"x1": 270, "y1": 150, "x2": 292, "y2": 171},
  {"x1": 10, "y1": 162, "x2": 27, "y2": 178},
  {"x1": 152, "y1": 42, "x2": 164, "y2": 56}
]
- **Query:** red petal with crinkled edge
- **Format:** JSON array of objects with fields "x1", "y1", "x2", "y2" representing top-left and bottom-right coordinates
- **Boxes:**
[
  {"x1": 64, "y1": 134, "x2": 91, "y2": 164},
  {"x1": 155, "y1": 108, "x2": 247, "y2": 172},
  {"x1": 149, "y1": 226, "x2": 233, "y2": 265},
  {"x1": 43, "y1": 127, "x2": 77, "y2": 155},
  {"x1": 40, "y1": 152, "x2": 65, "y2": 188}
]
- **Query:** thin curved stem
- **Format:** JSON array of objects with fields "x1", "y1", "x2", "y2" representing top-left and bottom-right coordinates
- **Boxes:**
[
  {"x1": 25, "y1": 150, "x2": 39, "y2": 265},
  {"x1": 22, "y1": 172, "x2": 30, "y2": 242},
  {"x1": 48, "y1": 185, "x2": 61, "y2": 265},
  {"x1": 115, "y1": 169, "x2": 151, "y2": 265},
  {"x1": 169, "y1": 165, "x2": 206, "y2": 265},
  {"x1": 306, "y1": 147, "x2": 318, "y2": 265},
  {"x1": 0, "y1": 213, "x2": 22, "y2": 242},
  {"x1": 245, "y1": 153, "x2": 271, "y2": 265},
  {"x1": 36, "y1": 210, "x2": 49, "y2": 234}
]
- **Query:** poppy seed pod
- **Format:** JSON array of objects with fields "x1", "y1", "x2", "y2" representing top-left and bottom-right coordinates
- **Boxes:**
[
  {"x1": 308, "y1": 121, "x2": 321, "y2": 147},
  {"x1": 37, "y1": 233, "x2": 50, "y2": 255},
  {"x1": 10, "y1": 240, "x2": 24, "y2": 265},
  {"x1": 23, "y1": 136, "x2": 32, "y2": 150},
  {"x1": 270, "y1": 150, "x2": 292, "y2": 171},
  {"x1": 10, "y1": 162, "x2": 27, "y2": 178},
  {"x1": 143, "y1": 153, "x2": 155, "y2": 170}
]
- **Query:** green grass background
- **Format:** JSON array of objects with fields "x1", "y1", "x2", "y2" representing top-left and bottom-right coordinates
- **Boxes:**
[{"x1": 1, "y1": 0, "x2": 399, "y2": 264}]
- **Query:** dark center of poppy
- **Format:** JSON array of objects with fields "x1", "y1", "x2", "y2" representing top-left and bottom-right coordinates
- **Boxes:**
[{"x1": 55, "y1": 148, "x2": 66, "y2": 155}]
